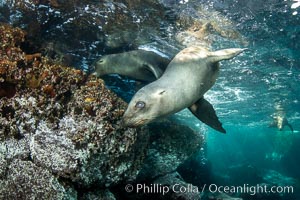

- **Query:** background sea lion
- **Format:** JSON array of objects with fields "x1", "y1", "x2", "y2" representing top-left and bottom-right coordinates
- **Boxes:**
[
  {"x1": 122, "y1": 46, "x2": 245, "y2": 133},
  {"x1": 92, "y1": 49, "x2": 171, "y2": 82},
  {"x1": 269, "y1": 103, "x2": 294, "y2": 132},
  {"x1": 269, "y1": 115, "x2": 294, "y2": 132}
]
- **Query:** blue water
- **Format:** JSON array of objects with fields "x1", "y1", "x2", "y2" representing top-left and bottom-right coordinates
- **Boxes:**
[{"x1": 202, "y1": 0, "x2": 300, "y2": 180}]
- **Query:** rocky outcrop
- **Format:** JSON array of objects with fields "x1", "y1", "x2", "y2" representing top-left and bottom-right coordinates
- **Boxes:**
[
  {"x1": 0, "y1": 23, "x2": 149, "y2": 198},
  {"x1": 0, "y1": 159, "x2": 77, "y2": 199},
  {"x1": 80, "y1": 189, "x2": 116, "y2": 200},
  {"x1": 137, "y1": 121, "x2": 203, "y2": 181},
  {"x1": 114, "y1": 120, "x2": 203, "y2": 200},
  {"x1": 152, "y1": 172, "x2": 201, "y2": 200}
]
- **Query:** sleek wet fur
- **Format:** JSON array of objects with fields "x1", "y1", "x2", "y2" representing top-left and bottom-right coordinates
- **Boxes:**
[
  {"x1": 93, "y1": 49, "x2": 170, "y2": 82},
  {"x1": 122, "y1": 46, "x2": 245, "y2": 133}
]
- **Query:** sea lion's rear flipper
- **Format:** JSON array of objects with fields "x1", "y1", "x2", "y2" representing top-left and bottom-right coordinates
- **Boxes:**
[
  {"x1": 209, "y1": 48, "x2": 246, "y2": 63},
  {"x1": 287, "y1": 123, "x2": 294, "y2": 132},
  {"x1": 143, "y1": 64, "x2": 164, "y2": 79},
  {"x1": 189, "y1": 98, "x2": 226, "y2": 133}
]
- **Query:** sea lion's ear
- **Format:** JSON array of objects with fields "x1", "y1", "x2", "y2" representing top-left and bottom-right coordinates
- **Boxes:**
[
  {"x1": 152, "y1": 89, "x2": 166, "y2": 97},
  {"x1": 159, "y1": 90, "x2": 166, "y2": 95}
]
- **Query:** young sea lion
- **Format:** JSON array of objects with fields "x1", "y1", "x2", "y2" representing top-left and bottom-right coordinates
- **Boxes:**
[
  {"x1": 92, "y1": 49, "x2": 170, "y2": 82},
  {"x1": 122, "y1": 46, "x2": 245, "y2": 133}
]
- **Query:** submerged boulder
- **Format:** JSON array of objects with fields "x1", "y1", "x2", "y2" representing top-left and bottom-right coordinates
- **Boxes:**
[
  {"x1": 152, "y1": 172, "x2": 201, "y2": 200},
  {"x1": 109, "y1": 120, "x2": 204, "y2": 199},
  {"x1": 0, "y1": 159, "x2": 77, "y2": 200},
  {"x1": 80, "y1": 189, "x2": 116, "y2": 200},
  {"x1": 0, "y1": 23, "x2": 149, "y2": 198},
  {"x1": 137, "y1": 120, "x2": 203, "y2": 181}
]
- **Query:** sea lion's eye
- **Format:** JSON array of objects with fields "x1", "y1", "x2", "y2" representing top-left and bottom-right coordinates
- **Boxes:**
[
  {"x1": 98, "y1": 59, "x2": 104, "y2": 63},
  {"x1": 135, "y1": 101, "x2": 145, "y2": 109}
]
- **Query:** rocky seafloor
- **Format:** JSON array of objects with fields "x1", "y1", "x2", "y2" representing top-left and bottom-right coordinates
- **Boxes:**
[{"x1": 0, "y1": 23, "x2": 204, "y2": 200}]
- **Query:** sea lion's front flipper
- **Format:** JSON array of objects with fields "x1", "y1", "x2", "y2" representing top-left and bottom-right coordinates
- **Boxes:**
[
  {"x1": 189, "y1": 98, "x2": 226, "y2": 133},
  {"x1": 143, "y1": 64, "x2": 163, "y2": 79}
]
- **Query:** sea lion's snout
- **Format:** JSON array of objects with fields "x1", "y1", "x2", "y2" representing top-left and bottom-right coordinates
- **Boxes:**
[
  {"x1": 121, "y1": 98, "x2": 152, "y2": 128},
  {"x1": 91, "y1": 57, "x2": 108, "y2": 77},
  {"x1": 120, "y1": 117, "x2": 132, "y2": 128},
  {"x1": 90, "y1": 60, "x2": 99, "y2": 75},
  {"x1": 120, "y1": 117, "x2": 143, "y2": 128},
  {"x1": 120, "y1": 111, "x2": 136, "y2": 128},
  {"x1": 121, "y1": 112, "x2": 149, "y2": 128}
]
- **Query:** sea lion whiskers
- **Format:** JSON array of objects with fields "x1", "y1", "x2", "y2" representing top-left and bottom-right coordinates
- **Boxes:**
[
  {"x1": 133, "y1": 118, "x2": 151, "y2": 127},
  {"x1": 122, "y1": 115, "x2": 156, "y2": 128}
]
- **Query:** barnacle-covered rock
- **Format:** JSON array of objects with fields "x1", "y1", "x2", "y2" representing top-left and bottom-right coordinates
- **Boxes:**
[
  {"x1": 0, "y1": 23, "x2": 149, "y2": 198},
  {"x1": 137, "y1": 120, "x2": 203, "y2": 181},
  {"x1": 115, "y1": 120, "x2": 203, "y2": 199},
  {"x1": 121, "y1": 172, "x2": 201, "y2": 200},
  {"x1": 0, "y1": 159, "x2": 77, "y2": 200},
  {"x1": 81, "y1": 189, "x2": 116, "y2": 200},
  {"x1": 153, "y1": 172, "x2": 201, "y2": 200},
  {"x1": 0, "y1": 148, "x2": 6, "y2": 178}
]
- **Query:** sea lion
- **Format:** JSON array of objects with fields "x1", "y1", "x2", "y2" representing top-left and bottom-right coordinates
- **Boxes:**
[
  {"x1": 268, "y1": 104, "x2": 294, "y2": 132},
  {"x1": 122, "y1": 46, "x2": 245, "y2": 133},
  {"x1": 269, "y1": 115, "x2": 294, "y2": 132},
  {"x1": 92, "y1": 49, "x2": 171, "y2": 82}
]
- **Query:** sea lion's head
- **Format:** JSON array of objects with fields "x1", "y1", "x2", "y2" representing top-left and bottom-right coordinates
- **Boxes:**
[
  {"x1": 122, "y1": 85, "x2": 167, "y2": 127},
  {"x1": 92, "y1": 54, "x2": 118, "y2": 77}
]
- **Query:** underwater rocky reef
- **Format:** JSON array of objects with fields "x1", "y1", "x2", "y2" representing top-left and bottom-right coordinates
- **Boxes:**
[
  {"x1": 1, "y1": 1, "x2": 299, "y2": 200},
  {"x1": 0, "y1": 23, "x2": 144, "y2": 198}
]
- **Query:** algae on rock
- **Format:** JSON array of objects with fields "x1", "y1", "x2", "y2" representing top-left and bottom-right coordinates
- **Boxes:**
[{"x1": 0, "y1": 23, "x2": 149, "y2": 198}]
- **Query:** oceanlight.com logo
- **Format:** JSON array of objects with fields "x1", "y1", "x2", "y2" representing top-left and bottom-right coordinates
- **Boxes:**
[
  {"x1": 124, "y1": 183, "x2": 294, "y2": 196},
  {"x1": 208, "y1": 184, "x2": 294, "y2": 196}
]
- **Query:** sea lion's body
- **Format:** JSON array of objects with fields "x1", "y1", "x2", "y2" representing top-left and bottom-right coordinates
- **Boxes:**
[
  {"x1": 269, "y1": 115, "x2": 294, "y2": 132},
  {"x1": 122, "y1": 46, "x2": 245, "y2": 133},
  {"x1": 93, "y1": 49, "x2": 170, "y2": 82}
]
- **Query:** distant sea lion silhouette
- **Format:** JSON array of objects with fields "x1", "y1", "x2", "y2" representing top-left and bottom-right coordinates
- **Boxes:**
[
  {"x1": 92, "y1": 49, "x2": 171, "y2": 82},
  {"x1": 269, "y1": 115, "x2": 294, "y2": 132},
  {"x1": 122, "y1": 46, "x2": 245, "y2": 133}
]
